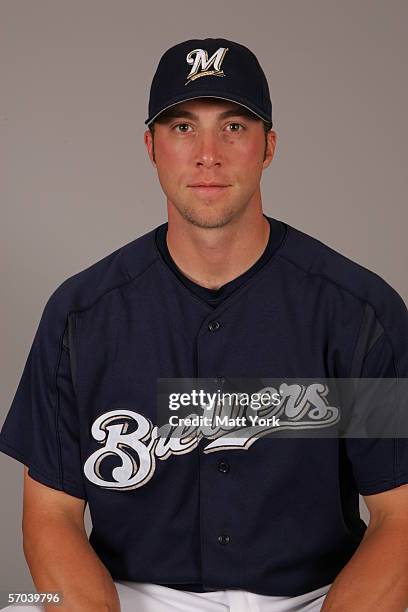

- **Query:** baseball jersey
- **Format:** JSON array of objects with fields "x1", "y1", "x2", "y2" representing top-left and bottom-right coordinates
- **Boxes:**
[
  {"x1": 154, "y1": 214, "x2": 277, "y2": 308},
  {"x1": 1, "y1": 215, "x2": 407, "y2": 597}
]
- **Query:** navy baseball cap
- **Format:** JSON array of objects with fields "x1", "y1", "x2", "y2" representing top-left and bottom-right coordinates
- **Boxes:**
[{"x1": 145, "y1": 38, "x2": 273, "y2": 127}]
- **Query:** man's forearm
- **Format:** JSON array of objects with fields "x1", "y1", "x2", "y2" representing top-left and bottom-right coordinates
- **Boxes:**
[
  {"x1": 23, "y1": 513, "x2": 120, "y2": 612},
  {"x1": 321, "y1": 517, "x2": 408, "y2": 611}
]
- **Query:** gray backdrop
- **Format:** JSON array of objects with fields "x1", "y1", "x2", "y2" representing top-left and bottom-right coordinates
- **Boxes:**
[{"x1": 1, "y1": 0, "x2": 407, "y2": 595}]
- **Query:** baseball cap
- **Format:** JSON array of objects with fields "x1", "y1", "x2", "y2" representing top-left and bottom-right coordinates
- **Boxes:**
[{"x1": 145, "y1": 37, "x2": 272, "y2": 127}]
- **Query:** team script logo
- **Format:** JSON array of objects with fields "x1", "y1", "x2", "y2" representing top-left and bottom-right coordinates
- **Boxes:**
[
  {"x1": 185, "y1": 47, "x2": 229, "y2": 84},
  {"x1": 83, "y1": 383, "x2": 340, "y2": 491}
]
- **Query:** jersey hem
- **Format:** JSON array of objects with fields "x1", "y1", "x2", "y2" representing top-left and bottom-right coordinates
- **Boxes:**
[
  {"x1": 358, "y1": 473, "x2": 408, "y2": 496},
  {"x1": 0, "y1": 436, "x2": 87, "y2": 500}
]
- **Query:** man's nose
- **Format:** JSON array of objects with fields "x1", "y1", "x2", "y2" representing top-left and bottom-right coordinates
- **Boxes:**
[{"x1": 194, "y1": 131, "x2": 223, "y2": 167}]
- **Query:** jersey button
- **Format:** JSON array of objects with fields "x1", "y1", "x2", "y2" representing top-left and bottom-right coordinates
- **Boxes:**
[
  {"x1": 218, "y1": 534, "x2": 230, "y2": 545},
  {"x1": 208, "y1": 320, "x2": 221, "y2": 332},
  {"x1": 218, "y1": 460, "x2": 230, "y2": 474}
]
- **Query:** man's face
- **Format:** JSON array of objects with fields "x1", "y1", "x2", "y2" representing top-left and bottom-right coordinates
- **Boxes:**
[{"x1": 144, "y1": 99, "x2": 276, "y2": 229}]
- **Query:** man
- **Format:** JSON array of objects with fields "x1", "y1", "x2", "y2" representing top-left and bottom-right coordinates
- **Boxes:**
[{"x1": 1, "y1": 38, "x2": 408, "y2": 612}]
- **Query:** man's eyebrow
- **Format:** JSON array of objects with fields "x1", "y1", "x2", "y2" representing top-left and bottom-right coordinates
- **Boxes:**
[
  {"x1": 218, "y1": 108, "x2": 258, "y2": 120},
  {"x1": 156, "y1": 107, "x2": 258, "y2": 123}
]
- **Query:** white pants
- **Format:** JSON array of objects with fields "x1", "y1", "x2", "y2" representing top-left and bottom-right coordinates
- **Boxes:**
[{"x1": 2, "y1": 580, "x2": 331, "y2": 611}]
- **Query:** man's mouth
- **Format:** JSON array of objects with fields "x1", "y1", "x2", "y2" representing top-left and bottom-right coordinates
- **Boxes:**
[
  {"x1": 188, "y1": 183, "x2": 231, "y2": 195},
  {"x1": 188, "y1": 183, "x2": 229, "y2": 187}
]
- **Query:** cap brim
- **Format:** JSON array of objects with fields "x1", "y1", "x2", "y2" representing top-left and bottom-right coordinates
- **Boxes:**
[{"x1": 145, "y1": 92, "x2": 272, "y2": 126}]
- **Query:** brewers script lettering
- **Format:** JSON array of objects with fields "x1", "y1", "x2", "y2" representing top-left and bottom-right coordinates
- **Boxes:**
[{"x1": 83, "y1": 383, "x2": 340, "y2": 490}]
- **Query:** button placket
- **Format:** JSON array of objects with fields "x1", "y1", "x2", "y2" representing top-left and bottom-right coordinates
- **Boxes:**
[{"x1": 198, "y1": 314, "x2": 238, "y2": 585}]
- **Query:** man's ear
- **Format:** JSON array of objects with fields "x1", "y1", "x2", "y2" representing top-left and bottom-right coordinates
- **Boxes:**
[
  {"x1": 263, "y1": 130, "x2": 277, "y2": 169},
  {"x1": 144, "y1": 129, "x2": 156, "y2": 166}
]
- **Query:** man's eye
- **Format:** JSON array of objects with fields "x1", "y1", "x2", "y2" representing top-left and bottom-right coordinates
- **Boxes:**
[
  {"x1": 173, "y1": 123, "x2": 192, "y2": 133},
  {"x1": 227, "y1": 123, "x2": 244, "y2": 132}
]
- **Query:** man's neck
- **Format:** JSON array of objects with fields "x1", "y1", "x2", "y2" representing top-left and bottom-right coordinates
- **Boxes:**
[{"x1": 166, "y1": 207, "x2": 270, "y2": 290}]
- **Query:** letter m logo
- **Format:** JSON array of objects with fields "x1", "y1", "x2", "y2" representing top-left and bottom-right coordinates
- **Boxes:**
[{"x1": 185, "y1": 47, "x2": 229, "y2": 84}]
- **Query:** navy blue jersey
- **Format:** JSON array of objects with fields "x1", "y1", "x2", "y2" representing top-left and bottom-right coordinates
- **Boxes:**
[
  {"x1": 154, "y1": 214, "x2": 278, "y2": 307},
  {"x1": 1, "y1": 216, "x2": 407, "y2": 597}
]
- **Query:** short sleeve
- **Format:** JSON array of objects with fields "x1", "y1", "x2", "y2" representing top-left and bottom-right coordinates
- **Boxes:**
[
  {"x1": 0, "y1": 288, "x2": 87, "y2": 500},
  {"x1": 345, "y1": 292, "x2": 408, "y2": 496}
]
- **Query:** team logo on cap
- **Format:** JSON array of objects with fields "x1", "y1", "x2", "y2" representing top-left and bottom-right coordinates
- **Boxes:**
[{"x1": 185, "y1": 47, "x2": 229, "y2": 85}]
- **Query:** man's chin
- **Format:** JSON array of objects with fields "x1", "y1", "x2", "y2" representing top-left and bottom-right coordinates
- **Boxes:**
[{"x1": 180, "y1": 204, "x2": 239, "y2": 229}]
